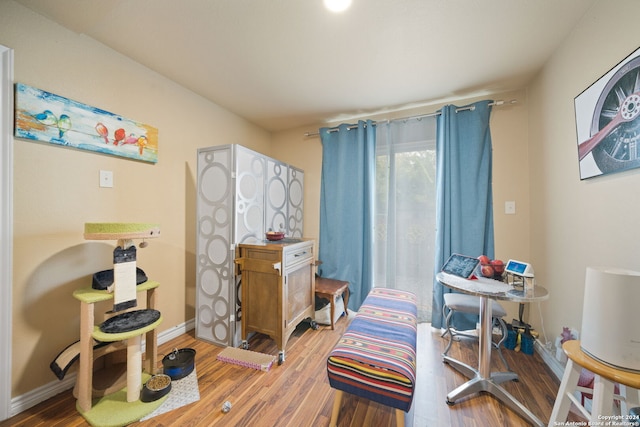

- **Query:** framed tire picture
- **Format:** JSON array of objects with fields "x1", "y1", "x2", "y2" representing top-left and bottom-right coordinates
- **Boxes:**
[{"x1": 575, "y1": 47, "x2": 640, "y2": 180}]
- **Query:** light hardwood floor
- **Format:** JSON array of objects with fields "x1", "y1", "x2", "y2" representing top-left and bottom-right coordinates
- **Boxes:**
[{"x1": 1, "y1": 318, "x2": 584, "y2": 426}]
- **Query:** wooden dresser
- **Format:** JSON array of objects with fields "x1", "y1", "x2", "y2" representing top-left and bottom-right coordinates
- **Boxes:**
[{"x1": 235, "y1": 239, "x2": 316, "y2": 364}]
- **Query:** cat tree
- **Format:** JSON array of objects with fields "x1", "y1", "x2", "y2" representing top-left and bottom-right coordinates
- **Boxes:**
[{"x1": 73, "y1": 223, "x2": 163, "y2": 425}]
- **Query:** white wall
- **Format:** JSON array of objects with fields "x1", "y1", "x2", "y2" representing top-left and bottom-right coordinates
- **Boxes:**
[
  {"x1": 528, "y1": 0, "x2": 640, "y2": 349},
  {"x1": 1, "y1": 0, "x2": 271, "y2": 400}
]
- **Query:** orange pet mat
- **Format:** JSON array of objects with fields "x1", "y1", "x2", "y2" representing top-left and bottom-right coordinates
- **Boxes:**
[{"x1": 217, "y1": 347, "x2": 276, "y2": 372}]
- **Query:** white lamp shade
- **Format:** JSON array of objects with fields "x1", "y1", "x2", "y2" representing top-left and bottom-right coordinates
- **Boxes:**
[{"x1": 581, "y1": 267, "x2": 640, "y2": 372}]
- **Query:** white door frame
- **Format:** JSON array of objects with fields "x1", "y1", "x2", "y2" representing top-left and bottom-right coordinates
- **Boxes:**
[{"x1": 0, "y1": 44, "x2": 14, "y2": 421}]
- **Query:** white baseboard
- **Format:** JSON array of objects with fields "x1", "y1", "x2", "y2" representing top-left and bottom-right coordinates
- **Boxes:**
[
  {"x1": 535, "y1": 339, "x2": 565, "y2": 381},
  {"x1": 9, "y1": 318, "x2": 195, "y2": 418},
  {"x1": 535, "y1": 340, "x2": 599, "y2": 414}
]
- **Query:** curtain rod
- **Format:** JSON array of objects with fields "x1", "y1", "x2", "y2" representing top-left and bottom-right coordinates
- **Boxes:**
[{"x1": 303, "y1": 99, "x2": 517, "y2": 138}]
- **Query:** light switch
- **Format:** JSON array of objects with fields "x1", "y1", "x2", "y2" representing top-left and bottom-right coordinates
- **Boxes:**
[
  {"x1": 505, "y1": 201, "x2": 516, "y2": 215},
  {"x1": 100, "y1": 170, "x2": 113, "y2": 188}
]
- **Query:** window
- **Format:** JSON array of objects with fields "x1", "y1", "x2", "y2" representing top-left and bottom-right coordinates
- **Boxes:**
[{"x1": 374, "y1": 118, "x2": 436, "y2": 322}]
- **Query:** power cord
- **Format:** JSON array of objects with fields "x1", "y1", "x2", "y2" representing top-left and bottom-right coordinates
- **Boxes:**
[{"x1": 537, "y1": 301, "x2": 550, "y2": 349}]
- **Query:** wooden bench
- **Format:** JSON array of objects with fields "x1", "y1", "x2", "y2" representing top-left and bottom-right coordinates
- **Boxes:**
[
  {"x1": 326, "y1": 288, "x2": 418, "y2": 427},
  {"x1": 315, "y1": 276, "x2": 349, "y2": 330}
]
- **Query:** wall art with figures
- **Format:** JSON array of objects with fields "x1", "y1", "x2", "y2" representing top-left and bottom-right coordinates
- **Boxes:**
[{"x1": 14, "y1": 83, "x2": 158, "y2": 163}]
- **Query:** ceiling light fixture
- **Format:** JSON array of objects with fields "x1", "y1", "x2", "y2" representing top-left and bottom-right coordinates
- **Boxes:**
[{"x1": 324, "y1": 0, "x2": 352, "y2": 13}]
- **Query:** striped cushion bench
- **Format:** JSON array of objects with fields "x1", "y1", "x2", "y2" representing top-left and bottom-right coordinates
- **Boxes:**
[{"x1": 327, "y1": 288, "x2": 418, "y2": 427}]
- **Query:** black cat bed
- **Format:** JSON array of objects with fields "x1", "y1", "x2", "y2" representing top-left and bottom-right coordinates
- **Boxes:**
[
  {"x1": 99, "y1": 309, "x2": 161, "y2": 334},
  {"x1": 92, "y1": 267, "x2": 148, "y2": 290}
]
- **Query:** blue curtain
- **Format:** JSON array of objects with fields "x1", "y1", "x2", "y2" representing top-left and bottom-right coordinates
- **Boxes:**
[
  {"x1": 431, "y1": 101, "x2": 495, "y2": 330},
  {"x1": 318, "y1": 120, "x2": 376, "y2": 311}
]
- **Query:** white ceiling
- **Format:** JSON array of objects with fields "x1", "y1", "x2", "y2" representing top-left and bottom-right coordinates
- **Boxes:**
[{"x1": 15, "y1": 0, "x2": 596, "y2": 132}]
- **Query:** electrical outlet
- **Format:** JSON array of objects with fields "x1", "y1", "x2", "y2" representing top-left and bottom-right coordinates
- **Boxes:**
[{"x1": 99, "y1": 170, "x2": 113, "y2": 188}]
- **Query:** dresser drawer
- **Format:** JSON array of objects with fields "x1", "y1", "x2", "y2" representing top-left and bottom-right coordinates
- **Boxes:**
[{"x1": 284, "y1": 243, "x2": 313, "y2": 268}]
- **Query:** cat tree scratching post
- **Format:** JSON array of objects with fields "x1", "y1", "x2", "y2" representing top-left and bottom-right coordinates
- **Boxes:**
[{"x1": 75, "y1": 223, "x2": 161, "y2": 413}]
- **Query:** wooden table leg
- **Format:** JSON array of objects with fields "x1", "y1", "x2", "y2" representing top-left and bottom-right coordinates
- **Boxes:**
[
  {"x1": 330, "y1": 390, "x2": 343, "y2": 427},
  {"x1": 329, "y1": 296, "x2": 336, "y2": 330},
  {"x1": 395, "y1": 408, "x2": 405, "y2": 427},
  {"x1": 343, "y1": 287, "x2": 349, "y2": 316}
]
